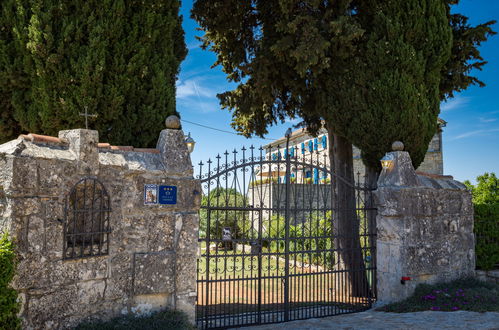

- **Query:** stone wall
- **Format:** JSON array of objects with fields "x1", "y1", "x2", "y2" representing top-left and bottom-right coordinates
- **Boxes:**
[
  {"x1": 0, "y1": 125, "x2": 200, "y2": 328},
  {"x1": 374, "y1": 148, "x2": 474, "y2": 304},
  {"x1": 476, "y1": 270, "x2": 499, "y2": 285}
]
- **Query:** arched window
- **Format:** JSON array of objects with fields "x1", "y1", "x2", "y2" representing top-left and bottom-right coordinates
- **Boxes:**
[{"x1": 63, "y1": 178, "x2": 111, "y2": 259}]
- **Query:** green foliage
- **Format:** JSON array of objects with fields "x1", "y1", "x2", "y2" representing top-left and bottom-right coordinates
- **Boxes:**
[
  {"x1": 75, "y1": 308, "x2": 195, "y2": 330},
  {"x1": 348, "y1": 0, "x2": 452, "y2": 170},
  {"x1": 464, "y1": 172, "x2": 499, "y2": 205},
  {"x1": 0, "y1": 232, "x2": 20, "y2": 330},
  {"x1": 377, "y1": 277, "x2": 499, "y2": 313},
  {"x1": 263, "y1": 212, "x2": 335, "y2": 267},
  {"x1": 199, "y1": 188, "x2": 254, "y2": 240},
  {"x1": 464, "y1": 173, "x2": 499, "y2": 270},
  {"x1": 0, "y1": 0, "x2": 186, "y2": 147},
  {"x1": 440, "y1": 5, "x2": 496, "y2": 100},
  {"x1": 473, "y1": 204, "x2": 499, "y2": 270}
]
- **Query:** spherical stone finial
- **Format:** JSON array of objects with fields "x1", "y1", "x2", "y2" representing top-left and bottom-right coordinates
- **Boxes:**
[
  {"x1": 392, "y1": 141, "x2": 404, "y2": 151},
  {"x1": 165, "y1": 115, "x2": 181, "y2": 129}
]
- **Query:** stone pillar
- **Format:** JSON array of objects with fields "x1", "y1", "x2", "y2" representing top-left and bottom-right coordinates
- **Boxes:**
[
  {"x1": 157, "y1": 116, "x2": 193, "y2": 177},
  {"x1": 374, "y1": 142, "x2": 474, "y2": 304},
  {"x1": 156, "y1": 116, "x2": 200, "y2": 322},
  {"x1": 59, "y1": 129, "x2": 99, "y2": 175}
]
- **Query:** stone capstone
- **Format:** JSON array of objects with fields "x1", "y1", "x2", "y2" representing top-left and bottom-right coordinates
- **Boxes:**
[{"x1": 165, "y1": 115, "x2": 181, "y2": 129}]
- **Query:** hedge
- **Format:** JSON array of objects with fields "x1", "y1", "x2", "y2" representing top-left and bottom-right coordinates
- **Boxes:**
[
  {"x1": 474, "y1": 203, "x2": 499, "y2": 270},
  {"x1": 0, "y1": 232, "x2": 20, "y2": 330}
]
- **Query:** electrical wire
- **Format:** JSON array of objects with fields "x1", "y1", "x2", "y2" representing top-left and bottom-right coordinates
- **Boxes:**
[{"x1": 180, "y1": 119, "x2": 279, "y2": 141}]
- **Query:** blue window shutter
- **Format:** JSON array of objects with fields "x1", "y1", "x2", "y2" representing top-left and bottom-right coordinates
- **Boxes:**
[
  {"x1": 290, "y1": 147, "x2": 294, "y2": 157},
  {"x1": 308, "y1": 141, "x2": 313, "y2": 152},
  {"x1": 314, "y1": 138, "x2": 318, "y2": 150},
  {"x1": 322, "y1": 170, "x2": 327, "y2": 178},
  {"x1": 322, "y1": 135, "x2": 327, "y2": 149},
  {"x1": 305, "y1": 171, "x2": 311, "y2": 178},
  {"x1": 301, "y1": 143, "x2": 305, "y2": 154},
  {"x1": 313, "y1": 168, "x2": 319, "y2": 184}
]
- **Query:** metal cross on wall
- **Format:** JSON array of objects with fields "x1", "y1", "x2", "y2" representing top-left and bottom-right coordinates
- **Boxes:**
[{"x1": 79, "y1": 106, "x2": 98, "y2": 129}]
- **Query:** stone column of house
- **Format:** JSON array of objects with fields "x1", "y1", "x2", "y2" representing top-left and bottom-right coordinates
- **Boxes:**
[{"x1": 374, "y1": 142, "x2": 475, "y2": 304}]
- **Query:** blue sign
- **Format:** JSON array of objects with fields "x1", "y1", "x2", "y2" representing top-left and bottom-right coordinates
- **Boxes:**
[{"x1": 158, "y1": 185, "x2": 177, "y2": 205}]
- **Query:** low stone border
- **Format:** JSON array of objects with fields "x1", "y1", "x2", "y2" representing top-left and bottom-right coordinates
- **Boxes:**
[{"x1": 476, "y1": 269, "x2": 499, "y2": 284}]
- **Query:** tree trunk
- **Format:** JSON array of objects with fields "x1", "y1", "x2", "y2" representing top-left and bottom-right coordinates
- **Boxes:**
[
  {"x1": 326, "y1": 123, "x2": 370, "y2": 297},
  {"x1": 364, "y1": 164, "x2": 379, "y2": 298}
]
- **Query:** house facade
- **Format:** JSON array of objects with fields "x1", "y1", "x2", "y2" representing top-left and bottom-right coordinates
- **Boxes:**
[{"x1": 261, "y1": 119, "x2": 446, "y2": 184}]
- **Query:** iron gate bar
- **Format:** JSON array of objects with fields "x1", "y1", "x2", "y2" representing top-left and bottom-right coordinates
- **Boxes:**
[{"x1": 196, "y1": 139, "x2": 376, "y2": 329}]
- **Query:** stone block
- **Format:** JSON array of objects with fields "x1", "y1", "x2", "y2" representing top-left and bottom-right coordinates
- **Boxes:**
[
  {"x1": 156, "y1": 129, "x2": 193, "y2": 176},
  {"x1": 376, "y1": 216, "x2": 406, "y2": 242},
  {"x1": 108, "y1": 253, "x2": 133, "y2": 300},
  {"x1": 133, "y1": 252, "x2": 175, "y2": 295},
  {"x1": 131, "y1": 293, "x2": 173, "y2": 316},
  {"x1": 77, "y1": 279, "x2": 107, "y2": 305},
  {"x1": 175, "y1": 251, "x2": 197, "y2": 295},
  {"x1": 26, "y1": 285, "x2": 78, "y2": 329},
  {"x1": 11, "y1": 157, "x2": 38, "y2": 193},
  {"x1": 176, "y1": 213, "x2": 199, "y2": 252},
  {"x1": 59, "y1": 129, "x2": 99, "y2": 174},
  {"x1": 147, "y1": 213, "x2": 175, "y2": 252}
]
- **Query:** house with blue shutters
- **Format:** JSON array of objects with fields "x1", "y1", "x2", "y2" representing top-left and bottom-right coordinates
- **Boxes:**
[{"x1": 260, "y1": 118, "x2": 446, "y2": 184}]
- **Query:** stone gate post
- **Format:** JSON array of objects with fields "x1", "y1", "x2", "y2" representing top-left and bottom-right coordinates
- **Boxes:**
[{"x1": 374, "y1": 142, "x2": 474, "y2": 304}]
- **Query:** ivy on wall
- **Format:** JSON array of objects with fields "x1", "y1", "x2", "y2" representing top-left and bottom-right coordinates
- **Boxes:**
[{"x1": 0, "y1": 232, "x2": 20, "y2": 330}]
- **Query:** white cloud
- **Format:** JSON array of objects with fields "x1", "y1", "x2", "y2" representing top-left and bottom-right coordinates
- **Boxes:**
[
  {"x1": 451, "y1": 128, "x2": 499, "y2": 140},
  {"x1": 176, "y1": 79, "x2": 215, "y2": 100},
  {"x1": 479, "y1": 117, "x2": 497, "y2": 123},
  {"x1": 186, "y1": 41, "x2": 202, "y2": 51},
  {"x1": 440, "y1": 96, "x2": 470, "y2": 112}
]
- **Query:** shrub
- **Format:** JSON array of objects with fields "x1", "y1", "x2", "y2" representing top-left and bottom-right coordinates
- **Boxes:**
[
  {"x1": 377, "y1": 277, "x2": 499, "y2": 313},
  {"x1": 75, "y1": 309, "x2": 194, "y2": 330},
  {"x1": 474, "y1": 203, "x2": 499, "y2": 270},
  {"x1": 0, "y1": 232, "x2": 20, "y2": 330},
  {"x1": 465, "y1": 173, "x2": 499, "y2": 270}
]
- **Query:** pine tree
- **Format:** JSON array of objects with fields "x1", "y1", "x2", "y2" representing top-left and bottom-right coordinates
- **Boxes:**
[{"x1": 0, "y1": 0, "x2": 186, "y2": 147}]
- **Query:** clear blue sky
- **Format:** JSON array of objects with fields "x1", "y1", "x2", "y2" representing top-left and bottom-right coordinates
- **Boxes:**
[{"x1": 177, "y1": 0, "x2": 498, "y2": 183}]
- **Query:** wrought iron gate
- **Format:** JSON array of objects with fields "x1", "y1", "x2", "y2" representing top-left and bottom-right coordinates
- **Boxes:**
[{"x1": 196, "y1": 135, "x2": 376, "y2": 329}]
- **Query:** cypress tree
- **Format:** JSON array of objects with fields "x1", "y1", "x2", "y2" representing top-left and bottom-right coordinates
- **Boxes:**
[
  {"x1": 1, "y1": 0, "x2": 186, "y2": 147},
  {"x1": 0, "y1": 1, "x2": 25, "y2": 141},
  {"x1": 340, "y1": 0, "x2": 453, "y2": 171}
]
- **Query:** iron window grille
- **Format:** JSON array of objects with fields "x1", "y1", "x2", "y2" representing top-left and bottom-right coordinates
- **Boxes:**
[{"x1": 63, "y1": 177, "x2": 111, "y2": 260}]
